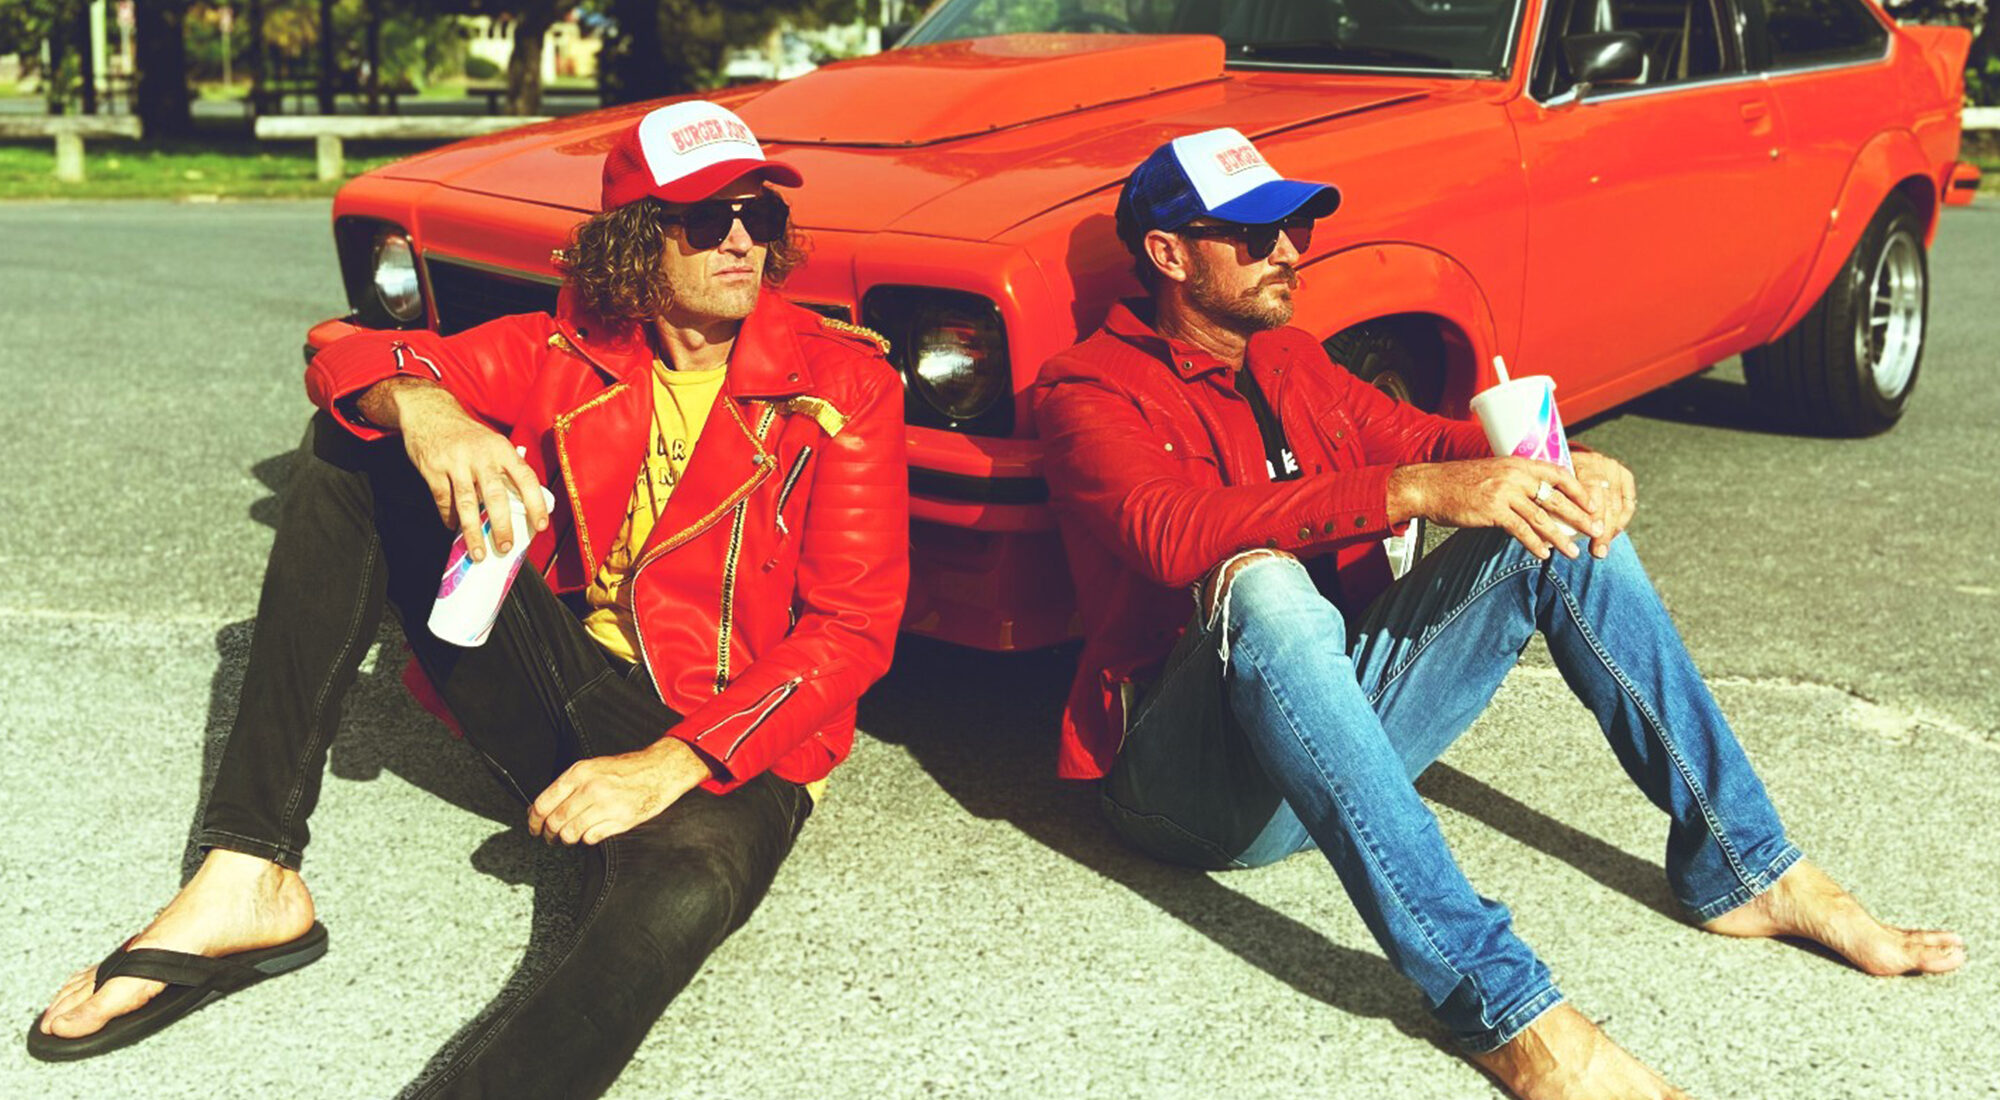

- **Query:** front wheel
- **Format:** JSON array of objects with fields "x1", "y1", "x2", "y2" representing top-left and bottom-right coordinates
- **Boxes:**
[
  {"x1": 1743, "y1": 194, "x2": 1928, "y2": 436},
  {"x1": 1325, "y1": 322, "x2": 1444, "y2": 579}
]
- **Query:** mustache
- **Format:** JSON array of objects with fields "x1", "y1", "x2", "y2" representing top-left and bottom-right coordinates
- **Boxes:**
[{"x1": 1253, "y1": 266, "x2": 1299, "y2": 291}]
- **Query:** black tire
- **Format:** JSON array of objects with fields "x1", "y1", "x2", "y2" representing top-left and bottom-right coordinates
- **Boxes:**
[
  {"x1": 1324, "y1": 321, "x2": 1446, "y2": 579},
  {"x1": 1743, "y1": 194, "x2": 1928, "y2": 436}
]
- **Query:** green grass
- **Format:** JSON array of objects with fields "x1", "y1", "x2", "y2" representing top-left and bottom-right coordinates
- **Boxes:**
[{"x1": 0, "y1": 138, "x2": 409, "y2": 200}]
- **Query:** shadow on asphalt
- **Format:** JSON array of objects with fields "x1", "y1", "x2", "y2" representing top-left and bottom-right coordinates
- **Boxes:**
[
  {"x1": 160, "y1": 440, "x2": 1688, "y2": 1087},
  {"x1": 172, "y1": 443, "x2": 584, "y2": 1097}
]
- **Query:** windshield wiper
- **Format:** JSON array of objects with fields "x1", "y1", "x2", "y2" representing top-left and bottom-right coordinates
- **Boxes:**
[{"x1": 1230, "y1": 40, "x2": 1459, "y2": 68}]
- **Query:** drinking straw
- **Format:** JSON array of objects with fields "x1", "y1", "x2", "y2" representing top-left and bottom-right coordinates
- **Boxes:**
[{"x1": 1492, "y1": 355, "x2": 1512, "y2": 385}]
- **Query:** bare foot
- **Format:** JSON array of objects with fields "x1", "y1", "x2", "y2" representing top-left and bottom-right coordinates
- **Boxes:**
[
  {"x1": 1702, "y1": 859, "x2": 1965, "y2": 976},
  {"x1": 1469, "y1": 1003, "x2": 1695, "y2": 1100},
  {"x1": 36, "y1": 849, "x2": 315, "y2": 1039}
]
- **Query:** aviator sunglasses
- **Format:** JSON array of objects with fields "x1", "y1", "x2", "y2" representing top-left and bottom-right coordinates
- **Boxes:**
[
  {"x1": 1175, "y1": 217, "x2": 1313, "y2": 260},
  {"x1": 662, "y1": 193, "x2": 791, "y2": 250}
]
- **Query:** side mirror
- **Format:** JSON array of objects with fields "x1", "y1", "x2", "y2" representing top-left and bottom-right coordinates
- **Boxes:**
[
  {"x1": 1561, "y1": 32, "x2": 1645, "y2": 100},
  {"x1": 882, "y1": 21, "x2": 914, "y2": 47}
]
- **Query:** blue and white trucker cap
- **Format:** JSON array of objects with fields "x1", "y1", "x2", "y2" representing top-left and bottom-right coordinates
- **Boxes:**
[{"x1": 1117, "y1": 127, "x2": 1341, "y2": 235}]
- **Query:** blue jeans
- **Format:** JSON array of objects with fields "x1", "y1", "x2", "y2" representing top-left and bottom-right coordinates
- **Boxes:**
[{"x1": 1101, "y1": 528, "x2": 1800, "y2": 1051}]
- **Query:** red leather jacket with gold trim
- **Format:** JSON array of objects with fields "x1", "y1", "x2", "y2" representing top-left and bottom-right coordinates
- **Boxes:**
[
  {"x1": 305, "y1": 285, "x2": 909, "y2": 792},
  {"x1": 1032, "y1": 300, "x2": 1490, "y2": 781}
]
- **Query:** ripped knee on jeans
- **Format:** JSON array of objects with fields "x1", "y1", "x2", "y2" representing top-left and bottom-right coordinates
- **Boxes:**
[{"x1": 1200, "y1": 548, "x2": 1296, "y2": 628}]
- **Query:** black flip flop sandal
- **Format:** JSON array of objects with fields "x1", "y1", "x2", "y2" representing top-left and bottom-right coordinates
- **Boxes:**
[{"x1": 25, "y1": 921, "x2": 329, "y2": 1062}]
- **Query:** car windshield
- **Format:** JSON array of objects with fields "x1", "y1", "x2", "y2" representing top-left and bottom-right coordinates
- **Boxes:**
[{"x1": 900, "y1": 0, "x2": 1524, "y2": 76}]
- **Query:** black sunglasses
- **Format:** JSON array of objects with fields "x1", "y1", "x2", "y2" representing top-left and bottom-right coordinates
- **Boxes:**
[
  {"x1": 662, "y1": 194, "x2": 790, "y2": 251},
  {"x1": 1175, "y1": 217, "x2": 1313, "y2": 260}
]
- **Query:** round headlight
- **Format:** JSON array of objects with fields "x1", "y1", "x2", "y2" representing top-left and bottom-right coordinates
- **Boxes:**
[
  {"x1": 910, "y1": 310, "x2": 1006, "y2": 422},
  {"x1": 371, "y1": 232, "x2": 423, "y2": 323}
]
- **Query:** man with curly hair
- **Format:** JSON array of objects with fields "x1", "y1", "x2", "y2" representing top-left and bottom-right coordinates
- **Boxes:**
[{"x1": 31, "y1": 101, "x2": 909, "y2": 1098}]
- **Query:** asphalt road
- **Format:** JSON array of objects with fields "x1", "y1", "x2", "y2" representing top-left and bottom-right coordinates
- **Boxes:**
[{"x1": 1, "y1": 200, "x2": 1994, "y2": 1100}]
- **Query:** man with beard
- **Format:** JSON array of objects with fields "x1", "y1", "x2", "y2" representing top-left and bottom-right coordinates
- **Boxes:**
[
  {"x1": 1031, "y1": 128, "x2": 1962, "y2": 1100},
  {"x1": 31, "y1": 101, "x2": 908, "y2": 1098}
]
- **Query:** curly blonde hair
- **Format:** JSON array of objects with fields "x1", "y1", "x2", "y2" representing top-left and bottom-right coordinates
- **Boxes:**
[{"x1": 556, "y1": 194, "x2": 807, "y2": 322}]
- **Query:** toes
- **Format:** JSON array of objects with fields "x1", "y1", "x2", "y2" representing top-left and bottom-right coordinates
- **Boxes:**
[
  {"x1": 39, "y1": 971, "x2": 99, "y2": 1033},
  {"x1": 1909, "y1": 930, "x2": 1967, "y2": 973},
  {"x1": 48, "y1": 976, "x2": 164, "y2": 1039}
]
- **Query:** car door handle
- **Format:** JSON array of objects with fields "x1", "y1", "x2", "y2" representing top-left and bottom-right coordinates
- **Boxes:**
[{"x1": 1740, "y1": 101, "x2": 1770, "y2": 121}]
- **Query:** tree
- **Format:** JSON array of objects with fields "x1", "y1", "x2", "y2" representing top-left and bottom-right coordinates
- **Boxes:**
[
  {"x1": 136, "y1": 0, "x2": 197, "y2": 135},
  {"x1": 1887, "y1": 0, "x2": 1996, "y2": 104},
  {"x1": 599, "y1": 0, "x2": 866, "y2": 105}
]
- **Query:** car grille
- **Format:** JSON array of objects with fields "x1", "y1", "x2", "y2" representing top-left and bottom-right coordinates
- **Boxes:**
[{"x1": 426, "y1": 256, "x2": 560, "y2": 336}]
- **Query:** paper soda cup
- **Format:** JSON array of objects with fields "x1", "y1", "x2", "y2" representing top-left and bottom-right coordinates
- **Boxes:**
[
  {"x1": 1469, "y1": 375, "x2": 1577, "y2": 539},
  {"x1": 428, "y1": 484, "x2": 557, "y2": 647}
]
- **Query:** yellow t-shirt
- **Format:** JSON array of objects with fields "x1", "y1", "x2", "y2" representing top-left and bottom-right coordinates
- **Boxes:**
[
  {"x1": 581, "y1": 359, "x2": 829, "y2": 803},
  {"x1": 582, "y1": 360, "x2": 727, "y2": 660}
]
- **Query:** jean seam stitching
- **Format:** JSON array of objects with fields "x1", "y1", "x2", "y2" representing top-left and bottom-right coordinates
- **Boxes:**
[
  {"x1": 272, "y1": 534, "x2": 380, "y2": 854},
  {"x1": 1365, "y1": 556, "x2": 1541, "y2": 708},
  {"x1": 1482, "y1": 984, "x2": 1566, "y2": 1051},
  {"x1": 196, "y1": 828, "x2": 303, "y2": 866},
  {"x1": 1236, "y1": 626, "x2": 1469, "y2": 986},
  {"x1": 1689, "y1": 844, "x2": 1804, "y2": 921},
  {"x1": 1543, "y1": 564, "x2": 1756, "y2": 889}
]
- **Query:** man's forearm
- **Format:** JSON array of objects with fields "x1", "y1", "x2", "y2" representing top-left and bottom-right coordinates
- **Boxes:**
[
  {"x1": 352, "y1": 375, "x2": 452, "y2": 432},
  {"x1": 1386, "y1": 464, "x2": 1432, "y2": 526}
]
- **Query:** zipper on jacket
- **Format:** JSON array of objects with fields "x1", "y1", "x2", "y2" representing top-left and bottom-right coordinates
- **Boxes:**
[
  {"x1": 629, "y1": 403, "x2": 777, "y2": 706},
  {"x1": 682, "y1": 674, "x2": 807, "y2": 760},
  {"x1": 714, "y1": 500, "x2": 749, "y2": 694},
  {"x1": 773, "y1": 445, "x2": 813, "y2": 538}
]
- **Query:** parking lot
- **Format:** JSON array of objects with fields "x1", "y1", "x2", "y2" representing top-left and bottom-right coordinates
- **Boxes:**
[{"x1": 1, "y1": 200, "x2": 1994, "y2": 1099}]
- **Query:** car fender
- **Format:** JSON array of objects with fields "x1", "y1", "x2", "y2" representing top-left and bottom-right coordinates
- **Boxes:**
[
  {"x1": 1293, "y1": 242, "x2": 1501, "y2": 412},
  {"x1": 1764, "y1": 128, "x2": 1934, "y2": 346}
]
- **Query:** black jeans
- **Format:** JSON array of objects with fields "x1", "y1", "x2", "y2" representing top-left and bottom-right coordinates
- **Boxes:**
[{"x1": 197, "y1": 412, "x2": 812, "y2": 1099}]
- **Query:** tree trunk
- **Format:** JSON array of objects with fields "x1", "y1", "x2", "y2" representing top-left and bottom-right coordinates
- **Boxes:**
[
  {"x1": 78, "y1": 0, "x2": 99, "y2": 115},
  {"x1": 247, "y1": 0, "x2": 265, "y2": 116},
  {"x1": 1973, "y1": 2, "x2": 1999, "y2": 88},
  {"x1": 506, "y1": 0, "x2": 558, "y2": 115},
  {"x1": 134, "y1": 0, "x2": 193, "y2": 136},
  {"x1": 46, "y1": 5, "x2": 69, "y2": 115},
  {"x1": 316, "y1": 0, "x2": 335, "y2": 113},
  {"x1": 364, "y1": 0, "x2": 380, "y2": 114},
  {"x1": 604, "y1": 0, "x2": 671, "y2": 104}
]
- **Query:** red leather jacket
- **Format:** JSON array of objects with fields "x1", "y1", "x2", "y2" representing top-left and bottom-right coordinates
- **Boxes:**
[
  {"x1": 306, "y1": 286, "x2": 909, "y2": 792},
  {"x1": 1032, "y1": 301, "x2": 1489, "y2": 780}
]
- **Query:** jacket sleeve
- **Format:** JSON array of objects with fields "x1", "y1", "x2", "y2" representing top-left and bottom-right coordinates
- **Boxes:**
[
  {"x1": 1034, "y1": 369, "x2": 1394, "y2": 590},
  {"x1": 1035, "y1": 345, "x2": 1494, "y2": 590},
  {"x1": 1315, "y1": 345, "x2": 1494, "y2": 466},
  {"x1": 671, "y1": 361, "x2": 910, "y2": 784},
  {"x1": 304, "y1": 313, "x2": 555, "y2": 440}
]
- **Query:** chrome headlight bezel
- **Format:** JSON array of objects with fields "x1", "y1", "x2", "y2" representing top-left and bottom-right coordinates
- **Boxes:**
[
  {"x1": 334, "y1": 215, "x2": 428, "y2": 330},
  {"x1": 862, "y1": 286, "x2": 1015, "y2": 437},
  {"x1": 370, "y1": 231, "x2": 424, "y2": 323}
]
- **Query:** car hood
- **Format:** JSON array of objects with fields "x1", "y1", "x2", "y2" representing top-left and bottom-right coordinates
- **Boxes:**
[{"x1": 378, "y1": 35, "x2": 1428, "y2": 242}]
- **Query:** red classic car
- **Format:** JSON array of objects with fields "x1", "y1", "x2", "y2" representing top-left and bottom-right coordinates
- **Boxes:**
[{"x1": 310, "y1": 0, "x2": 1978, "y2": 652}]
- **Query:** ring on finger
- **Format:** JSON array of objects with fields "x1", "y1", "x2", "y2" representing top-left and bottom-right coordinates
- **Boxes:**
[{"x1": 1534, "y1": 480, "x2": 1553, "y2": 504}]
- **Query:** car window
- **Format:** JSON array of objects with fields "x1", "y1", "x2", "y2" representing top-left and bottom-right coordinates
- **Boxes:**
[
  {"x1": 1530, "y1": 0, "x2": 1731, "y2": 98},
  {"x1": 1738, "y1": 0, "x2": 1888, "y2": 70},
  {"x1": 903, "y1": 0, "x2": 1526, "y2": 76}
]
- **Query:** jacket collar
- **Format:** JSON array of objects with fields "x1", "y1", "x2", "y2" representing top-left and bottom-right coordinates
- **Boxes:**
[
  {"x1": 1103, "y1": 299, "x2": 1232, "y2": 382},
  {"x1": 555, "y1": 284, "x2": 813, "y2": 398}
]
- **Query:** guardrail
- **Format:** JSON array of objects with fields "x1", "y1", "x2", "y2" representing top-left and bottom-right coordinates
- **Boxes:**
[
  {"x1": 0, "y1": 115, "x2": 142, "y2": 182},
  {"x1": 1964, "y1": 107, "x2": 2000, "y2": 131},
  {"x1": 252, "y1": 115, "x2": 552, "y2": 181}
]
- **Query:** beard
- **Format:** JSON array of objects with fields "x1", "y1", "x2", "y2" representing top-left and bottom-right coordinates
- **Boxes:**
[{"x1": 1186, "y1": 249, "x2": 1298, "y2": 333}]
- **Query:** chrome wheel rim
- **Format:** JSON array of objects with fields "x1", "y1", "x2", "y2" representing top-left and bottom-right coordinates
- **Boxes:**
[{"x1": 1857, "y1": 230, "x2": 1924, "y2": 399}]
